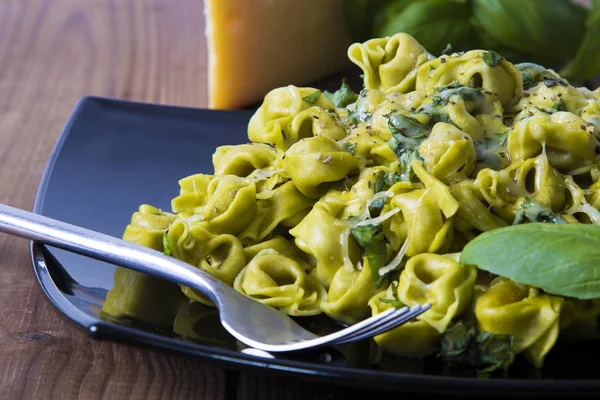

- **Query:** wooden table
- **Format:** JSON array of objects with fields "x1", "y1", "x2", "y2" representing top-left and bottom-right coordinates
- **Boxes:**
[{"x1": 0, "y1": 0, "x2": 368, "y2": 398}]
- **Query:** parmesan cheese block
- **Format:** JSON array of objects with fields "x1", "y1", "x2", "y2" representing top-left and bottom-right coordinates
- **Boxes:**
[{"x1": 204, "y1": 0, "x2": 353, "y2": 109}]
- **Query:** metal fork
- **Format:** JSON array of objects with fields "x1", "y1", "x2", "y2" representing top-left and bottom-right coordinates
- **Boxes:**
[{"x1": 0, "y1": 203, "x2": 430, "y2": 352}]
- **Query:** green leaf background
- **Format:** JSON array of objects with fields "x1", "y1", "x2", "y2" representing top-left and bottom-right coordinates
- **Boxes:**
[{"x1": 344, "y1": 0, "x2": 600, "y2": 84}]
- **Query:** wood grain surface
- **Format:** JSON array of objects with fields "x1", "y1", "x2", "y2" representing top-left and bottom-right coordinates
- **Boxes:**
[{"x1": 0, "y1": 1, "x2": 363, "y2": 399}]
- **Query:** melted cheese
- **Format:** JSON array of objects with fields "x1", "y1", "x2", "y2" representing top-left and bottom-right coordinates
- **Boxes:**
[{"x1": 204, "y1": 0, "x2": 353, "y2": 109}]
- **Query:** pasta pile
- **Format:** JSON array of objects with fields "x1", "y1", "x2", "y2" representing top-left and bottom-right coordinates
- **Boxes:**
[{"x1": 110, "y1": 33, "x2": 600, "y2": 369}]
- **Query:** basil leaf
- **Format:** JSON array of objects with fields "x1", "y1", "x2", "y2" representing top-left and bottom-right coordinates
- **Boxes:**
[
  {"x1": 302, "y1": 90, "x2": 321, "y2": 105},
  {"x1": 459, "y1": 223, "x2": 600, "y2": 299},
  {"x1": 560, "y1": 0, "x2": 600, "y2": 82},
  {"x1": 324, "y1": 79, "x2": 358, "y2": 108},
  {"x1": 388, "y1": 113, "x2": 429, "y2": 138},
  {"x1": 374, "y1": 0, "x2": 474, "y2": 55},
  {"x1": 368, "y1": 197, "x2": 386, "y2": 218},
  {"x1": 471, "y1": 0, "x2": 586, "y2": 63},
  {"x1": 483, "y1": 50, "x2": 504, "y2": 67},
  {"x1": 351, "y1": 223, "x2": 387, "y2": 285},
  {"x1": 440, "y1": 321, "x2": 515, "y2": 377},
  {"x1": 374, "y1": 171, "x2": 388, "y2": 194}
]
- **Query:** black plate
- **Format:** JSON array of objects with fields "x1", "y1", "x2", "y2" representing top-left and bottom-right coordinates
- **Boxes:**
[{"x1": 30, "y1": 96, "x2": 600, "y2": 397}]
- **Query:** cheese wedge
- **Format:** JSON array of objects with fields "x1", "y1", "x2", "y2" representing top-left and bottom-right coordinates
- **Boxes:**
[{"x1": 204, "y1": 0, "x2": 353, "y2": 109}]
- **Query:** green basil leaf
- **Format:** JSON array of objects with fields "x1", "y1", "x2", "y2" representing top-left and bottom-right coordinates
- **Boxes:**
[
  {"x1": 374, "y1": 0, "x2": 474, "y2": 55},
  {"x1": 440, "y1": 321, "x2": 515, "y2": 377},
  {"x1": 324, "y1": 78, "x2": 358, "y2": 108},
  {"x1": 374, "y1": 171, "x2": 388, "y2": 194},
  {"x1": 471, "y1": 0, "x2": 587, "y2": 62},
  {"x1": 351, "y1": 223, "x2": 387, "y2": 285},
  {"x1": 388, "y1": 113, "x2": 430, "y2": 138},
  {"x1": 483, "y1": 50, "x2": 504, "y2": 67},
  {"x1": 459, "y1": 223, "x2": 600, "y2": 299},
  {"x1": 368, "y1": 197, "x2": 386, "y2": 218},
  {"x1": 343, "y1": 0, "x2": 388, "y2": 41},
  {"x1": 302, "y1": 90, "x2": 321, "y2": 105},
  {"x1": 560, "y1": 0, "x2": 600, "y2": 82}
]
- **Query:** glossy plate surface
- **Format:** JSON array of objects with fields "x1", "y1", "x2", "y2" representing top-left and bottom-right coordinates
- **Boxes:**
[{"x1": 31, "y1": 96, "x2": 600, "y2": 396}]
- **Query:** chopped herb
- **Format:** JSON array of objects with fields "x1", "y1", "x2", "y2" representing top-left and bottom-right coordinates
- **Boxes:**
[
  {"x1": 483, "y1": 50, "x2": 504, "y2": 67},
  {"x1": 341, "y1": 142, "x2": 356, "y2": 154},
  {"x1": 205, "y1": 255, "x2": 212, "y2": 265},
  {"x1": 474, "y1": 132, "x2": 508, "y2": 170},
  {"x1": 302, "y1": 90, "x2": 321, "y2": 105},
  {"x1": 440, "y1": 321, "x2": 515, "y2": 377},
  {"x1": 351, "y1": 223, "x2": 387, "y2": 286},
  {"x1": 374, "y1": 171, "x2": 388, "y2": 194},
  {"x1": 441, "y1": 43, "x2": 453, "y2": 55},
  {"x1": 554, "y1": 98, "x2": 567, "y2": 112},
  {"x1": 324, "y1": 78, "x2": 358, "y2": 108},
  {"x1": 322, "y1": 155, "x2": 332, "y2": 163},
  {"x1": 380, "y1": 298, "x2": 404, "y2": 308},
  {"x1": 163, "y1": 233, "x2": 172, "y2": 256},
  {"x1": 388, "y1": 113, "x2": 429, "y2": 138},
  {"x1": 347, "y1": 89, "x2": 374, "y2": 123},
  {"x1": 368, "y1": 197, "x2": 386, "y2": 218},
  {"x1": 513, "y1": 197, "x2": 568, "y2": 225}
]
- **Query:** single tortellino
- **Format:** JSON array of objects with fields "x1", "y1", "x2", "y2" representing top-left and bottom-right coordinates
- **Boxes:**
[
  {"x1": 248, "y1": 85, "x2": 338, "y2": 150},
  {"x1": 416, "y1": 50, "x2": 523, "y2": 109},
  {"x1": 282, "y1": 136, "x2": 360, "y2": 198},
  {"x1": 212, "y1": 143, "x2": 277, "y2": 177},
  {"x1": 507, "y1": 111, "x2": 596, "y2": 172},
  {"x1": 449, "y1": 179, "x2": 509, "y2": 232},
  {"x1": 321, "y1": 257, "x2": 384, "y2": 325},
  {"x1": 199, "y1": 175, "x2": 257, "y2": 234},
  {"x1": 243, "y1": 235, "x2": 313, "y2": 271},
  {"x1": 392, "y1": 188, "x2": 453, "y2": 256},
  {"x1": 166, "y1": 219, "x2": 246, "y2": 304},
  {"x1": 418, "y1": 123, "x2": 476, "y2": 185},
  {"x1": 238, "y1": 181, "x2": 314, "y2": 244},
  {"x1": 511, "y1": 78, "x2": 588, "y2": 115},
  {"x1": 103, "y1": 205, "x2": 185, "y2": 327},
  {"x1": 289, "y1": 203, "x2": 360, "y2": 288},
  {"x1": 171, "y1": 174, "x2": 213, "y2": 216},
  {"x1": 398, "y1": 253, "x2": 477, "y2": 333},
  {"x1": 380, "y1": 181, "x2": 423, "y2": 251},
  {"x1": 475, "y1": 278, "x2": 565, "y2": 369},
  {"x1": 233, "y1": 249, "x2": 326, "y2": 316},
  {"x1": 503, "y1": 153, "x2": 566, "y2": 212},
  {"x1": 368, "y1": 288, "x2": 440, "y2": 357},
  {"x1": 348, "y1": 32, "x2": 429, "y2": 93},
  {"x1": 122, "y1": 204, "x2": 176, "y2": 248}
]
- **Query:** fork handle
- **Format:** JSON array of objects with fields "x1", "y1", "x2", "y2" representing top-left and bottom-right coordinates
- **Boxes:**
[{"x1": 0, "y1": 203, "x2": 229, "y2": 304}]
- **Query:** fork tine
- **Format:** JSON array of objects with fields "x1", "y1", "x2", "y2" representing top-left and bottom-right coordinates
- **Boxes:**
[
  {"x1": 329, "y1": 305, "x2": 412, "y2": 344},
  {"x1": 332, "y1": 304, "x2": 431, "y2": 345}
]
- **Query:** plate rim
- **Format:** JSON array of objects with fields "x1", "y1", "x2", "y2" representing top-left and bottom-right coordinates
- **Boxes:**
[{"x1": 28, "y1": 95, "x2": 600, "y2": 395}]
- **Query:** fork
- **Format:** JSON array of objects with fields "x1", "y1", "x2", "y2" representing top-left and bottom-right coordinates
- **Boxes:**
[{"x1": 0, "y1": 203, "x2": 430, "y2": 353}]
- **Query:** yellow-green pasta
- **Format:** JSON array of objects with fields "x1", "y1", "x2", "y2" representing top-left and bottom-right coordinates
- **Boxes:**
[{"x1": 104, "y1": 32, "x2": 600, "y2": 372}]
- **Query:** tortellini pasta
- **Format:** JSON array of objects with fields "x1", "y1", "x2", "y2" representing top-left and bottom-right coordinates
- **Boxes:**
[
  {"x1": 105, "y1": 32, "x2": 600, "y2": 372},
  {"x1": 233, "y1": 249, "x2": 326, "y2": 316}
]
